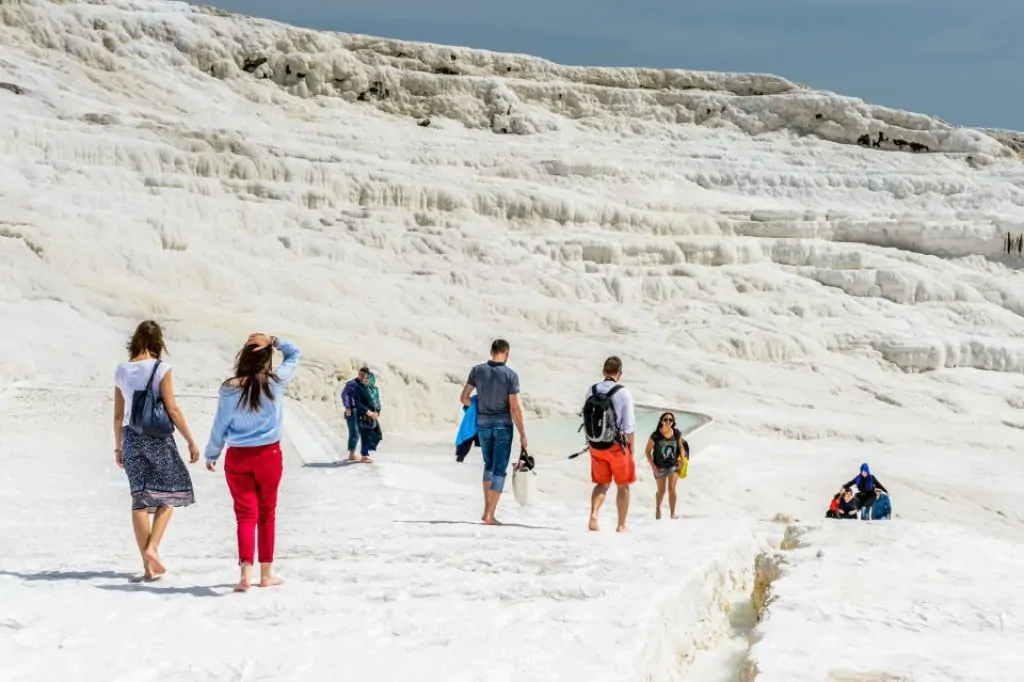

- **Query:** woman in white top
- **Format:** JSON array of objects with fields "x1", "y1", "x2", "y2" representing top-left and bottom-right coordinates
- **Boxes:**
[{"x1": 113, "y1": 320, "x2": 201, "y2": 582}]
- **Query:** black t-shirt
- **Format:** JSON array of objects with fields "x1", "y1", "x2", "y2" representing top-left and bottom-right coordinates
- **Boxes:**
[{"x1": 651, "y1": 428, "x2": 682, "y2": 468}]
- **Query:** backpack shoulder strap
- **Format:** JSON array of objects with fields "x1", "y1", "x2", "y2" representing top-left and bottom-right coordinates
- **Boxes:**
[
  {"x1": 146, "y1": 359, "x2": 162, "y2": 390},
  {"x1": 605, "y1": 384, "x2": 623, "y2": 398}
]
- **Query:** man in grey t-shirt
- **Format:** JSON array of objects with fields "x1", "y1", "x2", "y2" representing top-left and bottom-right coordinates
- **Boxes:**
[{"x1": 460, "y1": 338, "x2": 527, "y2": 525}]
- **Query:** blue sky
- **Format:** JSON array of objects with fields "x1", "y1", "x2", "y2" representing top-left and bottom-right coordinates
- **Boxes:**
[{"x1": 206, "y1": 0, "x2": 1022, "y2": 131}]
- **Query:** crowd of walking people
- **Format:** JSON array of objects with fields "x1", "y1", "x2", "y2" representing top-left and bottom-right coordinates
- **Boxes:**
[{"x1": 111, "y1": 321, "x2": 888, "y2": 589}]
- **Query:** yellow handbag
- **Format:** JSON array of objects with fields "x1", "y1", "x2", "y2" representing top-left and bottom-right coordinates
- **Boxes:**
[{"x1": 679, "y1": 455, "x2": 689, "y2": 479}]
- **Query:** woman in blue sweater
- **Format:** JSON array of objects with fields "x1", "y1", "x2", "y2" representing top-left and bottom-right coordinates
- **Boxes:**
[{"x1": 204, "y1": 333, "x2": 301, "y2": 593}]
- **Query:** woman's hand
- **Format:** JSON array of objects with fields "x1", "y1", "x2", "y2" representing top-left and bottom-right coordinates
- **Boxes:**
[
  {"x1": 247, "y1": 333, "x2": 274, "y2": 351},
  {"x1": 188, "y1": 442, "x2": 200, "y2": 464},
  {"x1": 115, "y1": 447, "x2": 123, "y2": 469},
  {"x1": 206, "y1": 460, "x2": 217, "y2": 472}
]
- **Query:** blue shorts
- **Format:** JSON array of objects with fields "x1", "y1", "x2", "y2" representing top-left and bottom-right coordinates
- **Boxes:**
[{"x1": 478, "y1": 423, "x2": 513, "y2": 493}]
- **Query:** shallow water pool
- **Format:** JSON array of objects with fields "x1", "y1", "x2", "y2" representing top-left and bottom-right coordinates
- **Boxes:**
[{"x1": 521, "y1": 407, "x2": 708, "y2": 459}]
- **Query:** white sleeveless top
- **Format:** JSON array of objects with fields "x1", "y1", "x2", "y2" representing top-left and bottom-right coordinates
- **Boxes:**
[{"x1": 115, "y1": 359, "x2": 172, "y2": 426}]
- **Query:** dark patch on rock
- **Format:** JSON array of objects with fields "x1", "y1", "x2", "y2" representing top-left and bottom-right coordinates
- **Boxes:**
[
  {"x1": 358, "y1": 80, "x2": 390, "y2": 101},
  {"x1": 295, "y1": 72, "x2": 306, "y2": 79},
  {"x1": 433, "y1": 65, "x2": 458, "y2": 76},
  {"x1": 857, "y1": 133, "x2": 870, "y2": 147},
  {"x1": 418, "y1": 118, "x2": 431, "y2": 127},
  {"x1": 893, "y1": 138, "x2": 908, "y2": 149},
  {"x1": 285, "y1": 64, "x2": 291, "y2": 75},
  {"x1": 908, "y1": 141, "x2": 928, "y2": 152},
  {"x1": 814, "y1": 113, "x2": 822, "y2": 119},
  {"x1": 242, "y1": 57, "x2": 268, "y2": 73},
  {"x1": 0, "y1": 82, "x2": 26, "y2": 95}
]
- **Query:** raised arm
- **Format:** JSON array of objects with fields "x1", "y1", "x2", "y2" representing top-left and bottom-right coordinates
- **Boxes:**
[
  {"x1": 272, "y1": 337, "x2": 302, "y2": 385},
  {"x1": 873, "y1": 477, "x2": 888, "y2": 493},
  {"x1": 204, "y1": 388, "x2": 235, "y2": 466}
]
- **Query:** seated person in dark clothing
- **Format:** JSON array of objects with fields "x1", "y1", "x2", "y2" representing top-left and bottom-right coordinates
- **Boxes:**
[
  {"x1": 836, "y1": 488, "x2": 860, "y2": 519},
  {"x1": 867, "y1": 488, "x2": 892, "y2": 520}
]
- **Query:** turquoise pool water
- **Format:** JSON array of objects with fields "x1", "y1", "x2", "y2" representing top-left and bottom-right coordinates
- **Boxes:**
[{"x1": 521, "y1": 407, "x2": 708, "y2": 459}]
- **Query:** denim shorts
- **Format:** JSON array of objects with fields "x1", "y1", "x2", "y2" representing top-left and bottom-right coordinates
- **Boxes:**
[{"x1": 478, "y1": 423, "x2": 514, "y2": 493}]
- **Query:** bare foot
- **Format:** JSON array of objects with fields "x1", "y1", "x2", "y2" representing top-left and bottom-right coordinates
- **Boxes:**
[
  {"x1": 143, "y1": 548, "x2": 166, "y2": 575},
  {"x1": 130, "y1": 573, "x2": 147, "y2": 583},
  {"x1": 671, "y1": 513, "x2": 678, "y2": 520},
  {"x1": 616, "y1": 524, "x2": 628, "y2": 533},
  {"x1": 259, "y1": 577, "x2": 284, "y2": 588},
  {"x1": 588, "y1": 517, "x2": 600, "y2": 531},
  {"x1": 347, "y1": 455, "x2": 358, "y2": 462},
  {"x1": 233, "y1": 579, "x2": 251, "y2": 593},
  {"x1": 360, "y1": 457, "x2": 373, "y2": 463},
  {"x1": 482, "y1": 517, "x2": 503, "y2": 526},
  {"x1": 655, "y1": 508, "x2": 662, "y2": 520}
]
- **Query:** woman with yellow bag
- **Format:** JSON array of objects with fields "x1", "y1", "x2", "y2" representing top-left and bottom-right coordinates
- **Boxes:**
[{"x1": 645, "y1": 412, "x2": 690, "y2": 520}]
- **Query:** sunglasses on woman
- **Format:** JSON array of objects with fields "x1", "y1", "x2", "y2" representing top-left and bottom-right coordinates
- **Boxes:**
[{"x1": 661, "y1": 417, "x2": 674, "y2": 424}]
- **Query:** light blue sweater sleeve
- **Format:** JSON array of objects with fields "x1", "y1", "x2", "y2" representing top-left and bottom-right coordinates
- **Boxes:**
[{"x1": 273, "y1": 338, "x2": 301, "y2": 386}]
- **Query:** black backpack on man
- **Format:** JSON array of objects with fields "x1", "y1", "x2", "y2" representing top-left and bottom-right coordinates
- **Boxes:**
[{"x1": 580, "y1": 383, "x2": 624, "y2": 449}]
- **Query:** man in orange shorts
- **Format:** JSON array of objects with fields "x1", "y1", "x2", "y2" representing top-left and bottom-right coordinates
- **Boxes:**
[{"x1": 580, "y1": 356, "x2": 636, "y2": 532}]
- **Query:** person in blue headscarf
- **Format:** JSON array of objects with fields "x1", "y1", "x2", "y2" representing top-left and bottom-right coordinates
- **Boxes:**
[{"x1": 842, "y1": 463, "x2": 888, "y2": 519}]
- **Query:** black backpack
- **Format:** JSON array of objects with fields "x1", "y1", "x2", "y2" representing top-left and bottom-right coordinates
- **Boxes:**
[{"x1": 580, "y1": 383, "x2": 623, "y2": 445}]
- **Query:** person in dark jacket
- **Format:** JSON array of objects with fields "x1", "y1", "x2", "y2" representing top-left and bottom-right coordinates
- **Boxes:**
[
  {"x1": 352, "y1": 375, "x2": 381, "y2": 462},
  {"x1": 836, "y1": 488, "x2": 860, "y2": 519},
  {"x1": 341, "y1": 367, "x2": 371, "y2": 462},
  {"x1": 842, "y1": 462, "x2": 888, "y2": 518},
  {"x1": 867, "y1": 488, "x2": 892, "y2": 520}
]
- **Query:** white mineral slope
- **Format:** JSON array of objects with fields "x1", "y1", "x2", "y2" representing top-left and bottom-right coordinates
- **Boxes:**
[
  {"x1": 747, "y1": 521, "x2": 1024, "y2": 681},
  {"x1": 2, "y1": 0, "x2": 1022, "y2": 432},
  {"x1": 2, "y1": 0, "x2": 1024, "y2": 680},
  {"x1": 0, "y1": 389, "x2": 760, "y2": 682}
]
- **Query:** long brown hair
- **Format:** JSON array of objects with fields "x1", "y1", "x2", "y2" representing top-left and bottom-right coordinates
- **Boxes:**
[
  {"x1": 224, "y1": 343, "x2": 279, "y2": 411},
  {"x1": 127, "y1": 320, "x2": 166, "y2": 359}
]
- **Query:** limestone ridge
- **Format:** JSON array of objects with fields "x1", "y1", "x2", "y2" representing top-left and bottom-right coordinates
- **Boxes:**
[{"x1": 0, "y1": 0, "x2": 1018, "y2": 159}]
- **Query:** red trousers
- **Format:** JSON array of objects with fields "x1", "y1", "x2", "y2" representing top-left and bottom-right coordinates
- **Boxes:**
[{"x1": 224, "y1": 442, "x2": 283, "y2": 565}]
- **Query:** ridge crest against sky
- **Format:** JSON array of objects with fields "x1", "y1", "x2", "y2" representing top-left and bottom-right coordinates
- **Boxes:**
[{"x1": 203, "y1": 0, "x2": 1023, "y2": 131}]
